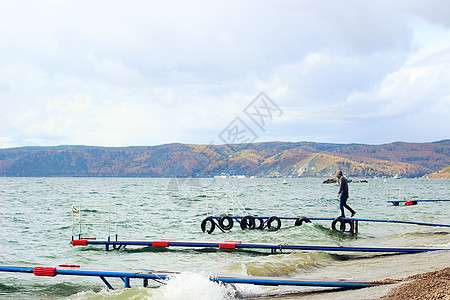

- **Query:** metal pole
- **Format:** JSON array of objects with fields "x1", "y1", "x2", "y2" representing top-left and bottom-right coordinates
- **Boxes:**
[
  {"x1": 108, "y1": 205, "x2": 111, "y2": 240},
  {"x1": 124, "y1": 276, "x2": 131, "y2": 288},
  {"x1": 115, "y1": 205, "x2": 118, "y2": 240},
  {"x1": 78, "y1": 204, "x2": 82, "y2": 238},
  {"x1": 100, "y1": 276, "x2": 114, "y2": 290},
  {"x1": 71, "y1": 206, "x2": 74, "y2": 240}
]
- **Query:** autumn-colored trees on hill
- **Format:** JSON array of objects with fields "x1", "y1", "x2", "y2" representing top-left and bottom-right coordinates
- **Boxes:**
[
  {"x1": 0, "y1": 140, "x2": 449, "y2": 177},
  {"x1": 426, "y1": 165, "x2": 450, "y2": 178}
]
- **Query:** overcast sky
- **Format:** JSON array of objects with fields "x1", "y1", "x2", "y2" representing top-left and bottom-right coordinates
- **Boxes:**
[{"x1": 1, "y1": 0, "x2": 450, "y2": 148}]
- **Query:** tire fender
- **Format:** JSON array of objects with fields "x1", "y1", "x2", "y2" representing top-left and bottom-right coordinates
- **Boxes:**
[
  {"x1": 240, "y1": 216, "x2": 256, "y2": 230},
  {"x1": 331, "y1": 217, "x2": 348, "y2": 232},
  {"x1": 201, "y1": 217, "x2": 216, "y2": 234},
  {"x1": 295, "y1": 216, "x2": 311, "y2": 226},
  {"x1": 219, "y1": 216, "x2": 234, "y2": 230},
  {"x1": 267, "y1": 216, "x2": 281, "y2": 230}
]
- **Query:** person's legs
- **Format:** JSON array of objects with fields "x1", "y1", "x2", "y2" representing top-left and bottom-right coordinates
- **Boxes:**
[
  {"x1": 340, "y1": 194, "x2": 355, "y2": 217},
  {"x1": 343, "y1": 203, "x2": 355, "y2": 217},
  {"x1": 339, "y1": 194, "x2": 346, "y2": 217}
]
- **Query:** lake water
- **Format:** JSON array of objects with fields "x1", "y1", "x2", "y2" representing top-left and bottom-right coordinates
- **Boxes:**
[{"x1": 0, "y1": 177, "x2": 449, "y2": 299}]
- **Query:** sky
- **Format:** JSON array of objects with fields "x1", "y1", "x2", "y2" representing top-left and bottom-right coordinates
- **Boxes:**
[{"x1": 1, "y1": 0, "x2": 450, "y2": 148}]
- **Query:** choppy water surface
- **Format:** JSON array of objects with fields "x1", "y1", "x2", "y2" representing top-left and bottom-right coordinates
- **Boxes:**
[{"x1": 0, "y1": 177, "x2": 449, "y2": 299}]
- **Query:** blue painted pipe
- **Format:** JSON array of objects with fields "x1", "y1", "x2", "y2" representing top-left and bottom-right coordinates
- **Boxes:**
[
  {"x1": 74, "y1": 239, "x2": 449, "y2": 253},
  {"x1": 388, "y1": 199, "x2": 450, "y2": 202},
  {"x1": 340, "y1": 218, "x2": 450, "y2": 227},
  {"x1": 0, "y1": 264, "x2": 380, "y2": 289},
  {"x1": 211, "y1": 276, "x2": 377, "y2": 288},
  {"x1": 0, "y1": 266, "x2": 34, "y2": 273}
]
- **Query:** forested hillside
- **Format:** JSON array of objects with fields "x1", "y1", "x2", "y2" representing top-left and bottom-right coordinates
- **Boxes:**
[
  {"x1": 426, "y1": 165, "x2": 450, "y2": 178},
  {"x1": 1, "y1": 140, "x2": 449, "y2": 177}
]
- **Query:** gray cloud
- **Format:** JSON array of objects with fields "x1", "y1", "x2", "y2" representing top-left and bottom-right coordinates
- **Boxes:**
[{"x1": 1, "y1": 0, "x2": 449, "y2": 147}]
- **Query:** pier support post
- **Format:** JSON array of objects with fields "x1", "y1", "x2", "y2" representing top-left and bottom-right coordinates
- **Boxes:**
[
  {"x1": 99, "y1": 276, "x2": 114, "y2": 290},
  {"x1": 349, "y1": 220, "x2": 358, "y2": 235},
  {"x1": 124, "y1": 276, "x2": 131, "y2": 288}
]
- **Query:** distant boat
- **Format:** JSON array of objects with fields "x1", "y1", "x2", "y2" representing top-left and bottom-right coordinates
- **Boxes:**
[
  {"x1": 393, "y1": 174, "x2": 402, "y2": 179},
  {"x1": 282, "y1": 178, "x2": 287, "y2": 184}
]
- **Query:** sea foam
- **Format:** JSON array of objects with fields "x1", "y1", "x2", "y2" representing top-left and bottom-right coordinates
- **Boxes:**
[{"x1": 158, "y1": 272, "x2": 237, "y2": 300}]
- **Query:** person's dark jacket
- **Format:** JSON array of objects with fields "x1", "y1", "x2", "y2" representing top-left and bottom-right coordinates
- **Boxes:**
[{"x1": 338, "y1": 176, "x2": 349, "y2": 199}]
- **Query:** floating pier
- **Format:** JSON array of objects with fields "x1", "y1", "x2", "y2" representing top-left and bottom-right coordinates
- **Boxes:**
[
  {"x1": 386, "y1": 188, "x2": 450, "y2": 206},
  {"x1": 0, "y1": 264, "x2": 384, "y2": 290},
  {"x1": 200, "y1": 215, "x2": 450, "y2": 234},
  {"x1": 387, "y1": 199, "x2": 450, "y2": 206},
  {"x1": 70, "y1": 204, "x2": 449, "y2": 253},
  {"x1": 71, "y1": 238, "x2": 450, "y2": 254}
]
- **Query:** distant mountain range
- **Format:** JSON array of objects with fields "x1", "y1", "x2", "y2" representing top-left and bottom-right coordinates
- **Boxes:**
[{"x1": 1, "y1": 140, "x2": 449, "y2": 178}]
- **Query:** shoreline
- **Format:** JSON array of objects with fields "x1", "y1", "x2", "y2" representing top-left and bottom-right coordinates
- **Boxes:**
[
  {"x1": 380, "y1": 267, "x2": 449, "y2": 299},
  {"x1": 249, "y1": 250, "x2": 450, "y2": 300},
  {"x1": 252, "y1": 267, "x2": 449, "y2": 300}
]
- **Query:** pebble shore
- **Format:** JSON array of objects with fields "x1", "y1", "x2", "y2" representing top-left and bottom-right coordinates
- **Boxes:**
[{"x1": 380, "y1": 267, "x2": 450, "y2": 300}]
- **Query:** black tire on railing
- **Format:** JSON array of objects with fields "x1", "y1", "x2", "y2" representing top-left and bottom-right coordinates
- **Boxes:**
[
  {"x1": 267, "y1": 216, "x2": 281, "y2": 231},
  {"x1": 240, "y1": 216, "x2": 256, "y2": 230},
  {"x1": 201, "y1": 217, "x2": 216, "y2": 234},
  {"x1": 295, "y1": 216, "x2": 311, "y2": 226},
  {"x1": 331, "y1": 217, "x2": 347, "y2": 232},
  {"x1": 343, "y1": 220, "x2": 352, "y2": 232},
  {"x1": 255, "y1": 217, "x2": 265, "y2": 230},
  {"x1": 219, "y1": 216, "x2": 234, "y2": 231}
]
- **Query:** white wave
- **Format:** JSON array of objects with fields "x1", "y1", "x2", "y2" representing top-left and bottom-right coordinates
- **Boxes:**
[
  {"x1": 158, "y1": 272, "x2": 237, "y2": 300},
  {"x1": 67, "y1": 272, "x2": 242, "y2": 300}
]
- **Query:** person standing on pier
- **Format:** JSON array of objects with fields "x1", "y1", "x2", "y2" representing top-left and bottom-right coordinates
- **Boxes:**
[{"x1": 336, "y1": 170, "x2": 356, "y2": 218}]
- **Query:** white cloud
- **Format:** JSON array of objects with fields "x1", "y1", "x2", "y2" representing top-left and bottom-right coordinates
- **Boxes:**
[{"x1": 1, "y1": 1, "x2": 450, "y2": 147}]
